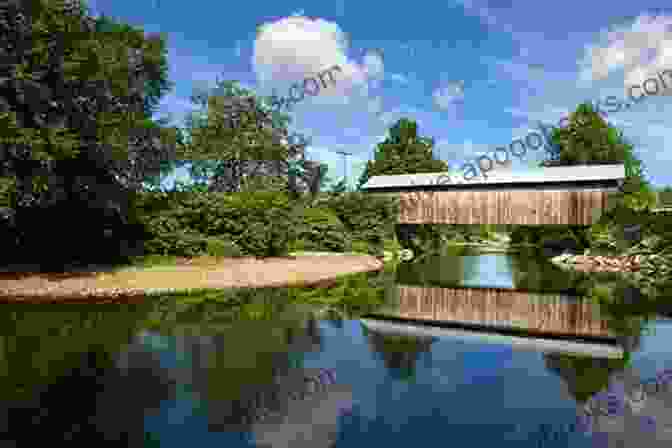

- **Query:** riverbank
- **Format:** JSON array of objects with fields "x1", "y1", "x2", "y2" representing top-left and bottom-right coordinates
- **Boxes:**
[
  {"x1": 550, "y1": 253, "x2": 643, "y2": 272},
  {"x1": 549, "y1": 241, "x2": 672, "y2": 296},
  {"x1": 0, "y1": 253, "x2": 385, "y2": 302}
]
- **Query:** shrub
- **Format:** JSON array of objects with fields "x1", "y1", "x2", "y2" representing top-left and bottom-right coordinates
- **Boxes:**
[
  {"x1": 296, "y1": 207, "x2": 350, "y2": 252},
  {"x1": 228, "y1": 192, "x2": 302, "y2": 257},
  {"x1": 134, "y1": 190, "x2": 302, "y2": 258},
  {"x1": 314, "y1": 192, "x2": 398, "y2": 257},
  {"x1": 205, "y1": 238, "x2": 243, "y2": 257},
  {"x1": 142, "y1": 228, "x2": 209, "y2": 257}
]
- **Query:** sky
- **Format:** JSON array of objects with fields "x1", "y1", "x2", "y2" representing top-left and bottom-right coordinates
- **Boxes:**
[{"x1": 83, "y1": 0, "x2": 672, "y2": 190}]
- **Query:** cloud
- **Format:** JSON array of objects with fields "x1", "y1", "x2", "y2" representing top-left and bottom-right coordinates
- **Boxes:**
[
  {"x1": 389, "y1": 73, "x2": 409, "y2": 84},
  {"x1": 367, "y1": 96, "x2": 383, "y2": 116},
  {"x1": 252, "y1": 15, "x2": 368, "y2": 97},
  {"x1": 433, "y1": 138, "x2": 486, "y2": 163},
  {"x1": 363, "y1": 49, "x2": 384, "y2": 78},
  {"x1": 491, "y1": 58, "x2": 548, "y2": 83},
  {"x1": 432, "y1": 80, "x2": 465, "y2": 110},
  {"x1": 579, "y1": 13, "x2": 672, "y2": 98}
]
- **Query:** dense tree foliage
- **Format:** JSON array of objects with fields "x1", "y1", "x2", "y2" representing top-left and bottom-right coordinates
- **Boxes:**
[
  {"x1": 0, "y1": 0, "x2": 180, "y2": 267},
  {"x1": 546, "y1": 103, "x2": 635, "y2": 165},
  {"x1": 512, "y1": 102, "x2": 662, "y2": 254},
  {"x1": 357, "y1": 118, "x2": 448, "y2": 189},
  {"x1": 541, "y1": 102, "x2": 656, "y2": 210},
  {"x1": 178, "y1": 79, "x2": 321, "y2": 196},
  {"x1": 134, "y1": 190, "x2": 303, "y2": 257},
  {"x1": 330, "y1": 178, "x2": 347, "y2": 193}
]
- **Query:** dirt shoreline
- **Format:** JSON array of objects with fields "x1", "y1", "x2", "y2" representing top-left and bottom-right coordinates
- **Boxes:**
[
  {"x1": 550, "y1": 254, "x2": 642, "y2": 272},
  {"x1": 0, "y1": 254, "x2": 384, "y2": 302}
]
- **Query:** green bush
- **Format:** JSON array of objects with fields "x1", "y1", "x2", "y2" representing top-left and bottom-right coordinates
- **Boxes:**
[
  {"x1": 658, "y1": 190, "x2": 672, "y2": 207},
  {"x1": 142, "y1": 228, "x2": 209, "y2": 257},
  {"x1": 350, "y1": 240, "x2": 371, "y2": 254},
  {"x1": 314, "y1": 192, "x2": 398, "y2": 257},
  {"x1": 230, "y1": 192, "x2": 302, "y2": 257},
  {"x1": 205, "y1": 238, "x2": 244, "y2": 257},
  {"x1": 296, "y1": 207, "x2": 351, "y2": 252},
  {"x1": 134, "y1": 190, "x2": 302, "y2": 258}
]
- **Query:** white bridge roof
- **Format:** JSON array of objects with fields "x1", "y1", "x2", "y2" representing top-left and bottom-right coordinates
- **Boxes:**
[{"x1": 361, "y1": 163, "x2": 625, "y2": 189}]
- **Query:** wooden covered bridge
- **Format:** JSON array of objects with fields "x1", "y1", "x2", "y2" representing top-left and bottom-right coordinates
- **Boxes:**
[{"x1": 360, "y1": 163, "x2": 626, "y2": 225}]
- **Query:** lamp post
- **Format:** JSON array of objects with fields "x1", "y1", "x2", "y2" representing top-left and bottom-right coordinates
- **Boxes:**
[{"x1": 335, "y1": 150, "x2": 352, "y2": 192}]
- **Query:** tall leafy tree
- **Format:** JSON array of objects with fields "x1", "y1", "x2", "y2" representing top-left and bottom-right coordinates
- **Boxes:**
[
  {"x1": 357, "y1": 118, "x2": 448, "y2": 189},
  {"x1": 92, "y1": 13, "x2": 181, "y2": 192},
  {"x1": 92, "y1": 14, "x2": 173, "y2": 119},
  {"x1": 547, "y1": 102, "x2": 634, "y2": 165},
  {"x1": 179, "y1": 79, "x2": 317, "y2": 195},
  {"x1": 0, "y1": 0, "x2": 181, "y2": 266},
  {"x1": 542, "y1": 102, "x2": 655, "y2": 210},
  {"x1": 362, "y1": 327, "x2": 436, "y2": 382},
  {"x1": 330, "y1": 178, "x2": 347, "y2": 193}
]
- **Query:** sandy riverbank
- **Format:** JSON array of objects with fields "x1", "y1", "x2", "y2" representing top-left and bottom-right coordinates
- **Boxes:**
[{"x1": 0, "y1": 254, "x2": 384, "y2": 302}]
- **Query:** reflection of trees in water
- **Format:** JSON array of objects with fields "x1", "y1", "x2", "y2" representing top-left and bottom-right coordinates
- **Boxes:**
[
  {"x1": 1, "y1": 345, "x2": 176, "y2": 446},
  {"x1": 510, "y1": 250, "x2": 596, "y2": 294},
  {"x1": 362, "y1": 325, "x2": 436, "y2": 380},
  {"x1": 155, "y1": 313, "x2": 327, "y2": 434},
  {"x1": 0, "y1": 294, "x2": 335, "y2": 441},
  {"x1": 0, "y1": 304, "x2": 164, "y2": 445},
  {"x1": 543, "y1": 352, "x2": 629, "y2": 404},
  {"x1": 396, "y1": 253, "x2": 465, "y2": 287},
  {"x1": 0, "y1": 304, "x2": 152, "y2": 402},
  {"x1": 586, "y1": 283, "x2": 651, "y2": 352}
]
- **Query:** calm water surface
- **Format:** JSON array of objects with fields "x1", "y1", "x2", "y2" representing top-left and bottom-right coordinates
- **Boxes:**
[{"x1": 1, "y1": 251, "x2": 671, "y2": 447}]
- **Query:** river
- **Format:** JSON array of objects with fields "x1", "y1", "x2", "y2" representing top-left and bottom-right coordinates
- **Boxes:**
[{"x1": 1, "y1": 248, "x2": 670, "y2": 447}]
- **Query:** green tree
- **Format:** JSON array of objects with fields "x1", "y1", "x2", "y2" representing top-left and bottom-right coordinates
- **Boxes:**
[
  {"x1": 546, "y1": 102, "x2": 634, "y2": 165},
  {"x1": 330, "y1": 178, "x2": 348, "y2": 193},
  {"x1": 357, "y1": 118, "x2": 448, "y2": 189},
  {"x1": 92, "y1": 14, "x2": 173, "y2": 119},
  {"x1": 90, "y1": 13, "x2": 186, "y2": 193},
  {"x1": 362, "y1": 326, "x2": 436, "y2": 382},
  {"x1": 179, "y1": 79, "x2": 319, "y2": 197},
  {"x1": 540, "y1": 102, "x2": 655, "y2": 208},
  {"x1": 657, "y1": 185, "x2": 672, "y2": 208},
  {"x1": 0, "y1": 0, "x2": 181, "y2": 267}
]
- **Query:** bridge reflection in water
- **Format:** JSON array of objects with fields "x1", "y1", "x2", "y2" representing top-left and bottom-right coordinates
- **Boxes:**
[{"x1": 361, "y1": 285, "x2": 623, "y2": 359}]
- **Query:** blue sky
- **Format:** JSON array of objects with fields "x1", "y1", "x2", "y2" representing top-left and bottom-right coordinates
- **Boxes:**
[{"x1": 84, "y1": 0, "x2": 672, "y2": 189}]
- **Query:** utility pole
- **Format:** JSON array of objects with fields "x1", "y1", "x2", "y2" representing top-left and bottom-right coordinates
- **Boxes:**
[{"x1": 335, "y1": 150, "x2": 352, "y2": 191}]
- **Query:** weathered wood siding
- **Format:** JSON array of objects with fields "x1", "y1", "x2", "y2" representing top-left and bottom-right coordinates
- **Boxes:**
[
  {"x1": 395, "y1": 285, "x2": 612, "y2": 338},
  {"x1": 396, "y1": 189, "x2": 611, "y2": 225}
]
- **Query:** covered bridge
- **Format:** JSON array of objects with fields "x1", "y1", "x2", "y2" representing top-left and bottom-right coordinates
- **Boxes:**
[{"x1": 360, "y1": 163, "x2": 626, "y2": 225}]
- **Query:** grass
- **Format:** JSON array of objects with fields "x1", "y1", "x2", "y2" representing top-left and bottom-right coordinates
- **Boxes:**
[{"x1": 119, "y1": 254, "x2": 241, "y2": 272}]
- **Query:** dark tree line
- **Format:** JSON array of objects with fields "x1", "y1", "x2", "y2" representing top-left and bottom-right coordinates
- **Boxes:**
[{"x1": 0, "y1": 0, "x2": 180, "y2": 269}]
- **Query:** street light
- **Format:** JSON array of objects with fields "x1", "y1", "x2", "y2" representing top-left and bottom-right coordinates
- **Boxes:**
[{"x1": 335, "y1": 150, "x2": 352, "y2": 192}]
